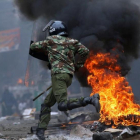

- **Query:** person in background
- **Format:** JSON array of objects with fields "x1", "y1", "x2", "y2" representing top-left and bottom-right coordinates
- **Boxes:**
[{"x1": 1, "y1": 86, "x2": 17, "y2": 116}]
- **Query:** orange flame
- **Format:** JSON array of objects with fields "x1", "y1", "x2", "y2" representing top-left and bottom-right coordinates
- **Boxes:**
[
  {"x1": 17, "y1": 78, "x2": 23, "y2": 84},
  {"x1": 85, "y1": 52, "x2": 140, "y2": 127},
  {"x1": 25, "y1": 65, "x2": 29, "y2": 87}
]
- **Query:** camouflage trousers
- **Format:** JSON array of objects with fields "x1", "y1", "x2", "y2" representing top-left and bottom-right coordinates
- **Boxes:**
[{"x1": 38, "y1": 73, "x2": 84, "y2": 129}]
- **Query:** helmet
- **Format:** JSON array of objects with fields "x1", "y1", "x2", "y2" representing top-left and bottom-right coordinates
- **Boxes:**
[{"x1": 49, "y1": 21, "x2": 68, "y2": 37}]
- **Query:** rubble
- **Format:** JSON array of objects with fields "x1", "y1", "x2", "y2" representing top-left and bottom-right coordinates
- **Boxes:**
[
  {"x1": 70, "y1": 125, "x2": 93, "y2": 137},
  {"x1": 22, "y1": 108, "x2": 36, "y2": 120},
  {"x1": 0, "y1": 112, "x2": 140, "y2": 140},
  {"x1": 69, "y1": 112, "x2": 100, "y2": 123},
  {"x1": 116, "y1": 127, "x2": 140, "y2": 140},
  {"x1": 13, "y1": 122, "x2": 21, "y2": 125},
  {"x1": 104, "y1": 128, "x2": 123, "y2": 133},
  {"x1": 90, "y1": 121, "x2": 103, "y2": 132},
  {"x1": 57, "y1": 114, "x2": 68, "y2": 123}
]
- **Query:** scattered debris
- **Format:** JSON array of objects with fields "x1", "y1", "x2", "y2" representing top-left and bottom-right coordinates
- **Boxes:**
[
  {"x1": 90, "y1": 121, "x2": 106, "y2": 132},
  {"x1": 104, "y1": 128, "x2": 123, "y2": 133},
  {"x1": 0, "y1": 117, "x2": 8, "y2": 122},
  {"x1": 57, "y1": 113, "x2": 68, "y2": 123},
  {"x1": 70, "y1": 125, "x2": 93, "y2": 137},
  {"x1": 1, "y1": 111, "x2": 140, "y2": 140},
  {"x1": 85, "y1": 113, "x2": 100, "y2": 122},
  {"x1": 90, "y1": 121, "x2": 100, "y2": 131},
  {"x1": 13, "y1": 122, "x2": 21, "y2": 125},
  {"x1": 22, "y1": 108, "x2": 36, "y2": 120},
  {"x1": 69, "y1": 112, "x2": 100, "y2": 123},
  {"x1": 104, "y1": 128, "x2": 122, "y2": 138},
  {"x1": 116, "y1": 127, "x2": 140, "y2": 140}
]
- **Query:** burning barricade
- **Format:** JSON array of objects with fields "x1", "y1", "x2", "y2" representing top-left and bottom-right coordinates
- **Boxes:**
[{"x1": 85, "y1": 51, "x2": 140, "y2": 128}]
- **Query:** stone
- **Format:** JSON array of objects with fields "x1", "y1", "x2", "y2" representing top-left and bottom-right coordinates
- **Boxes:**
[
  {"x1": 70, "y1": 125, "x2": 93, "y2": 137},
  {"x1": 93, "y1": 132, "x2": 114, "y2": 140},
  {"x1": 57, "y1": 114, "x2": 68, "y2": 123},
  {"x1": 85, "y1": 113, "x2": 100, "y2": 121},
  {"x1": 69, "y1": 112, "x2": 100, "y2": 123}
]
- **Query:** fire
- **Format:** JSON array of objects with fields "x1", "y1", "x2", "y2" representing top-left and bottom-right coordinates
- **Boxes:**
[
  {"x1": 85, "y1": 52, "x2": 140, "y2": 127},
  {"x1": 25, "y1": 65, "x2": 29, "y2": 87},
  {"x1": 17, "y1": 78, "x2": 23, "y2": 84}
]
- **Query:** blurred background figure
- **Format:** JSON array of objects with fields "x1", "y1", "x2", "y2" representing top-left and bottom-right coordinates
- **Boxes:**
[
  {"x1": 1, "y1": 86, "x2": 17, "y2": 116},
  {"x1": 18, "y1": 98, "x2": 27, "y2": 115}
]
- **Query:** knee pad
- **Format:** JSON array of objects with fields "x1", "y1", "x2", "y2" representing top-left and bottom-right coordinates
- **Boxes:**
[{"x1": 58, "y1": 102, "x2": 68, "y2": 111}]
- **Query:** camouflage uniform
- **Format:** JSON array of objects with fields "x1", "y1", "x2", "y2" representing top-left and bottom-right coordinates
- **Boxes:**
[{"x1": 30, "y1": 35, "x2": 89, "y2": 129}]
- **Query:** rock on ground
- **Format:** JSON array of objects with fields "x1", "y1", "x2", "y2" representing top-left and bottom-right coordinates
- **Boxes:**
[{"x1": 70, "y1": 125, "x2": 93, "y2": 138}]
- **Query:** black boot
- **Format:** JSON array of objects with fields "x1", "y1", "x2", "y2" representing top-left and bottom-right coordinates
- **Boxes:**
[
  {"x1": 36, "y1": 128, "x2": 46, "y2": 140},
  {"x1": 83, "y1": 93, "x2": 100, "y2": 112},
  {"x1": 58, "y1": 94, "x2": 100, "y2": 112}
]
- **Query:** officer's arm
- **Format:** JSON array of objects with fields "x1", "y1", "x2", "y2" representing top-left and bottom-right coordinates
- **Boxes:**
[
  {"x1": 30, "y1": 40, "x2": 48, "y2": 52},
  {"x1": 75, "y1": 42, "x2": 89, "y2": 70},
  {"x1": 30, "y1": 40, "x2": 49, "y2": 62}
]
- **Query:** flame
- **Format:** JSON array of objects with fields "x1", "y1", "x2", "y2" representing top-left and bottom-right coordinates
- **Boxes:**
[
  {"x1": 61, "y1": 124, "x2": 66, "y2": 128},
  {"x1": 25, "y1": 65, "x2": 29, "y2": 87},
  {"x1": 85, "y1": 51, "x2": 140, "y2": 127},
  {"x1": 17, "y1": 78, "x2": 23, "y2": 84}
]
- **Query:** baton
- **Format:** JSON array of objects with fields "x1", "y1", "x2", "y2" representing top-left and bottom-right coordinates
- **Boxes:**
[{"x1": 33, "y1": 85, "x2": 52, "y2": 101}]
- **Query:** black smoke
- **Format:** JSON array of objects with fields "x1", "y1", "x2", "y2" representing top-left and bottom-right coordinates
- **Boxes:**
[{"x1": 15, "y1": 0, "x2": 140, "y2": 86}]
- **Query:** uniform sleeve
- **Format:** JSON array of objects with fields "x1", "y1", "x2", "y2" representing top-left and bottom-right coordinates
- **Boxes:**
[
  {"x1": 74, "y1": 42, "x2": 89, "y2": 69},
  {"x1": 29, "y1": 40, "x2": 49, "y2": 62},
  {"x1": 30, "y1": 40, "x2": 48, "y2": 52}
]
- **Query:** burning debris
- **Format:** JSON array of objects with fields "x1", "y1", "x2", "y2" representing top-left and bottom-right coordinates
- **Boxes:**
[{"x1": 85, "y1": 52, "x2": 140, "y2": 127}]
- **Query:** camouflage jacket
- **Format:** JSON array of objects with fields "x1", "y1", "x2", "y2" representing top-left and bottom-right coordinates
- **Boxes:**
[{"x1": 30, "y1": 35, "x2": 89, "y2": 75}]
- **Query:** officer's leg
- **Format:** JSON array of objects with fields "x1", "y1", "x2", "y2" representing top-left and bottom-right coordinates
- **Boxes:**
[
  {"x1": 38, "y1": 89, "x2": 56, "y2": 129},
  {"x1": 37, "y1": 89, "x2": 56, "y2": 140},
  {"x1": 52, "y1": 73, "x2": 100, "y2": 113}
]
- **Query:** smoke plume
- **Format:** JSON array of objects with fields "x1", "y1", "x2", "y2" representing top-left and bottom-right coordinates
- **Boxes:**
[{"x1": 15, "y1": 0, "x2": 140, "y2": 86}]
